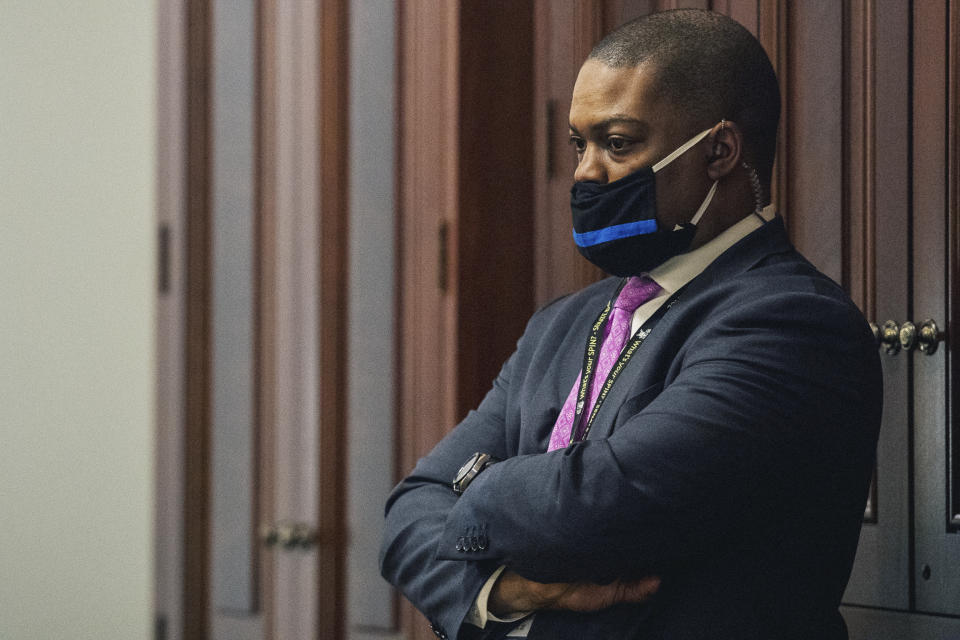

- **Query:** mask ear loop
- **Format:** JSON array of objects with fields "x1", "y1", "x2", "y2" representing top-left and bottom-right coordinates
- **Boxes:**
[
  {"x1": 684, "y1": 120, "x2": 724, "y2": 227},
  {"x1": 687, "y1": 180, "x2": 718, "y2": 227},
  {"x1": 652, "y1": 127, "x2": 712, "y2": 173},
  {"x1": 659, "y1": 122, "x2": 723, "y2": 230}
]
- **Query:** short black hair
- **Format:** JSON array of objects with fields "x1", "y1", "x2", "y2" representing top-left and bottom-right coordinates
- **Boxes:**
[{"x1": 589, "y1": 9, "x2": 780, "y2": 188}]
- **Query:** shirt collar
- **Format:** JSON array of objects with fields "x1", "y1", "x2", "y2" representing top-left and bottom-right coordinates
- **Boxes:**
[{"x1": 648, "y1": 204, "x2": 777, "y2": 294}]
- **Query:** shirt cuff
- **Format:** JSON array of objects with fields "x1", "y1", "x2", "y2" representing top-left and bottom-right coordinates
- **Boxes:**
[{"x1": 464, "y1": 566, "x2": 532, "y2": 628}]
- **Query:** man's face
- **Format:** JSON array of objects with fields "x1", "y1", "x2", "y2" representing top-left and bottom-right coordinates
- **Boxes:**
[{"x1": 568, "y1": 59, "x2": 713, "y2": 232}]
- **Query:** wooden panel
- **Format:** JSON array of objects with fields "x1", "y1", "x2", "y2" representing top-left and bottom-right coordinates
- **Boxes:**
[
  {"x1": 209, "y1": 0, "x2": 258, "y2": 615},
  {"x1": 842, "y1": 0, "x2": 912, "y2": 612},
  {"x1": 913, "y1": 0, "x2": 960, "y2": 617},
  {"x1": 659, "y1": 0, "x2": 708, "y2": 8},
  {"x1": 394, "y1": 1, "x2": 538, "y2": 634},
  {"x1": 603, "y1": 0, "x2": 657, "y2": 32},
  {"x1": 257, "y1": 2, "x2": 277, "y2": 635},
  {"x1": 786, "y1": 1, "x2": 843, "y2": 282},
  {"x1": 714, "y1": 0, "x2": 758, "y2": 31},
  {"x1": 456, "y1": 0, "x2": 535, "y2": 418},
  {"x1": 756, "y1": 1, "x2": 790, "y2": 214},
  {"x1": 156, "y1": 1, "x2": 188, "y2": 638},
  {"x1": 317, "y1": 0, "x2": 350, "y2": 636},
  {"x1": 396, "y1": 3, "x2": 461, "y2": 638},
  {"x1": 344, "y1": 0, "x2": 399, "y2": 633},
  {"x1": 950, "y1": 0, "x2": 960, "y2": 537},
  {"x1": 395, "y1": 3, "x2": 538, "y2": 635},
  {"x1": 184, "y1": 1, "x2": 212, "y2": 637},
  {"x1": 267, "y1": 0, "x2": 326, "y2": 634},
  {"x1": 257, "y1": 0, "x2": 349, "y2": 637},
  {"x1": 395, "y1": 0, "x2": 460, "y2": 493}
]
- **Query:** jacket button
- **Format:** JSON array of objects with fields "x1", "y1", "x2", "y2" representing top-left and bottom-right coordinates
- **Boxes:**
[
  {"x1": 455, "y1": 537, "x2": 464, "y2": 552},
  {"x1": 470, "y1": 536, "x2": 479, "y2": 551}
]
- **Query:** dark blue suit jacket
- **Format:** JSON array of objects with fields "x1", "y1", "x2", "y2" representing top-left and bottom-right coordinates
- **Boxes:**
[{"x1": 380, "y1": 218, "x2": 882, "y2": 640}]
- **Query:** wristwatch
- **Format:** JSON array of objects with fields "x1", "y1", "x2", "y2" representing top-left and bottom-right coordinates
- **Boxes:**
[{"x1": 452, "y1": 452, "x2": 499, "y2": 496}]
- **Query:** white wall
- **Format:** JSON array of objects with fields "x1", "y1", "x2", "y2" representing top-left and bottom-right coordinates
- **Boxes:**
[{"x1": 0, "y1": 2, "x2": 156, "y2": 639}]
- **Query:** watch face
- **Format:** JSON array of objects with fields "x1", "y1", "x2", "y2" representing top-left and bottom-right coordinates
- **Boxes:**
[{"x1": 455, "y1": 454, "x2": 481, "y2": 483}]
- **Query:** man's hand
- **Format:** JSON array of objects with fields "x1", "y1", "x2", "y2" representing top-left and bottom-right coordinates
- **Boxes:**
[{"x1": 488, "y1": 569, "x2": 661, "y2": 617}]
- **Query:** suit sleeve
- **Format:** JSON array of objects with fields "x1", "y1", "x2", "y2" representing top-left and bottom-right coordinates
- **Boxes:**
[
  {"x1": 434, "y1": 290, "x2": 882, "y2": 585},
  {"x1": 380, "y1": 324, "x2": 534, "y2": 640}
]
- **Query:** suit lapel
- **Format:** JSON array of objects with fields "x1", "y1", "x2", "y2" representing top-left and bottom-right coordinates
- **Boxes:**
[
  {"x1": 520, "y1": 278, "x2": 622, "y2": 454},
  {"x1": 585, "y1": 216, "x2": 792, "y2": 442},
  {"x1": 554, "y1": 277, "x2": 623, "y2": 395}
]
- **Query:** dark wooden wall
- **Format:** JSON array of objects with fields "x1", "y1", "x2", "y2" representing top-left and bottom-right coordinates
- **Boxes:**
[{"x1": 394, "y1": 2, "x2": 535, "y2": 634}]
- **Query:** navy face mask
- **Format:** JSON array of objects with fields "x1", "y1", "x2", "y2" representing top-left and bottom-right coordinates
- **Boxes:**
[{"x1": 570, "y1": 127, "x2": 718, "y2": 276}]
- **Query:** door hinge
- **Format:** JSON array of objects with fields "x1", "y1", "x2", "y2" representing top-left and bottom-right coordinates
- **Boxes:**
[
  {"x1": 438, "y1": 219, "x2": 449, "y2": 293},
  {"x1": 158, "y1": 223, "x2": 171, "y2": 295},
  {"x1": 154, "y1": 613, "x2": 167, "y2": 640}
]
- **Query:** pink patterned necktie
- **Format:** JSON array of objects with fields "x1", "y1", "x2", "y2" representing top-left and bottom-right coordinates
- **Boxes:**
[{"x1": 547, "y1": 275, "x2": 663, "y2": 451}]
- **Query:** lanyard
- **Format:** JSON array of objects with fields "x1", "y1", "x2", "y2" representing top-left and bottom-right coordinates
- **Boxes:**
[{"x1": 569, "y1": 279, "x2": 683, "y2": 446}]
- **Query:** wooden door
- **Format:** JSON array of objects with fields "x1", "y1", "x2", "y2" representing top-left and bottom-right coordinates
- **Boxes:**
[
  {"x1": 804, "y1": 0, "x2": 913, "y2": 615},
  {"x1": 779, "y1": 1, "x2": 960, "y2": 635},
  {"x1": 258, "y1": 1, "x2": 325, "y2": 637},
  {"x1": 252, "y1": 0, "x2": 350, "y2": 637},
  {"x1": 912, "y1": 0, "x2": 960, "y2": 619},
  {"x1": 394, "y1": 2, "x2": 535, "y2": 637},
  {"x1": 207, "y1": 0, "x2": 264, "y2": 636},
  {"x1": 160, "y1": 1, "x2": 348, "y2": 639}
]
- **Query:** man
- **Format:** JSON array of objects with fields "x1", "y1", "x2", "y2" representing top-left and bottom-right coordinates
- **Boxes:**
[{"x1": 381, "y1": 9, "x2": 882, "y2": 640}]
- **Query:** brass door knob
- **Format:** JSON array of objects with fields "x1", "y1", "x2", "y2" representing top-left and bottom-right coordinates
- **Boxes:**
[
  {"x1": 260, "y1": 521, "x2": 318, "y2": 550},
  {"x1": 261, "y1": 523, "x2": 279, "y2": 547},
  {"x1": 879, "y1": 320, "x2": 901, "y2": 355},
  {"x1": 899, "y1": 321, "x2": 917, "y2": 351},
  {"x1": 917, "y1": 319, "x2": 944, "y2": 355},
  {"x1": 276, "y1": 521, "x2": 299, "y2": 549},
  {"x1": 896, "y1": 319, "x2": 944, "y2": 355},
  {"x1": 288, "y1": 522, "x2": 318, "y2": 548}
]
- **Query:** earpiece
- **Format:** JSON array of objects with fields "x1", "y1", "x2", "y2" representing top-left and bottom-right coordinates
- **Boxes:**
[{"x1": 742, "y1": 161, "x2": 764, "y2": 215}]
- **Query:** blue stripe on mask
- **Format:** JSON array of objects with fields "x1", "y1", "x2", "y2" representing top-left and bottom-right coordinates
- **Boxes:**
[{"x1": 572, "y1": 219, "x2": 658, "y2": 247}]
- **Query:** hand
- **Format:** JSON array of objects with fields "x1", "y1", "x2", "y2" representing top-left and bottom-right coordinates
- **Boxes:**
[{"x1": 488, "y1": 569, "x2": 661, "y2": 617}]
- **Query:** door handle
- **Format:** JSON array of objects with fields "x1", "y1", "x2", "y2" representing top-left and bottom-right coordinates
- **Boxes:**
[
  {"x1": 917, "y1": 319, "x2": 945, "y2": 355},
  {"x1": 899, "y1": 321, "x2": 917, "y2": 351},
  {"x1": 260, "y1": 521, "x2": 318, "y2": 550},
  {"x1": 898, "y1": 319, "x2": 944, "y2": 355},
  {"x1": 869, "y1": 320, "x2": 901, "y2": 355}
]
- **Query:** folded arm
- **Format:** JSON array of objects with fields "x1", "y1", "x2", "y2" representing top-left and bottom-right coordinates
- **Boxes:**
[
  {"x1": 436, "y1": 292, "x2": 880, "y2": 584},
  {"x1": 380, "y1": 340, "x2": 525, "y2": 638}
]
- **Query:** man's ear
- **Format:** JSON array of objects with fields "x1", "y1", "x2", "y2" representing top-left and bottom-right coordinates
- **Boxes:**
[{"x1": 706, "y1": 119, "x2": 743, "y2": 180}]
